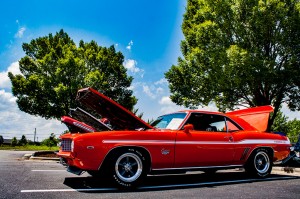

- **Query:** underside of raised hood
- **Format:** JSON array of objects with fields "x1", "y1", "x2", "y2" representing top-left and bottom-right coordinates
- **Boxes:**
[{"x1": 75, "y1": 87, "x2": 153, "y2": 130}]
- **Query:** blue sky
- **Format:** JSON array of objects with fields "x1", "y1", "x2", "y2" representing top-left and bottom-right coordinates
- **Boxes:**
[
  {"x1": 1, "y1": 0, "x2": 299, "y2": 141},
  {"x1": 0, "y1": 0, "x2": 189, "y2": 140}
]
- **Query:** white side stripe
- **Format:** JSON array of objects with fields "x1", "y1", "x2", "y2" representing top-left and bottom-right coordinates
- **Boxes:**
[{"x1": 102, "y1": 139, "x2": 290, "y2": 145}]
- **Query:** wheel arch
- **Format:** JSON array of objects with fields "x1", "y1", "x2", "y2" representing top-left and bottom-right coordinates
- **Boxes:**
[
  {"x1": 246, "y1": 146, "x2": 274, "y2": 164},
  {"x1": 98, "y1": 145, "x2": 152, "y2": 173}
]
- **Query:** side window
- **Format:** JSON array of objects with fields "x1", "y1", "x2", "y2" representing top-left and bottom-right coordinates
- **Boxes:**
[
  {"x1": 225, "y1": 118, "x2": 241, "y2": 132},
  {"x1": 184, "y1": 113, "x2": 227, "y2": 132},
  {"x1": 209, "y1": 120, "x2": 227, "y2": 132}
]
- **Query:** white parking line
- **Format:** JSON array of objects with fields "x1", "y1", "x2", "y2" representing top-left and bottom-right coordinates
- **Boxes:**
[
  {"x1": 32, "y1": 170, "x2": 66, "y2": 172},
  {"x1": 140, "y1": 176, "x2": 297, "y2": 190},
  {"x1": 21, "y1": 188, "x2": 117, "y2": 193},
  {"x1": 20, "y1": 176, "x2": 297, "y2": 193}
]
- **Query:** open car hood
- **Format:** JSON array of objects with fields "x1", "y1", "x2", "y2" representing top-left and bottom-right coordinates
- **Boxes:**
[
  {"x1": 226, "y1": 105, "x2": 273, "y2": 132},
  {"x1": 69, "y1": 107, "x2": 113, "y2": 131},
  {"x1": 61, "y1": 116, "x2": 96, "y2": 133},
  {"x1": 61, "y1": 107, "x2": 112, "y2": 133},
  {"x1": 76, "y1": 87, "x2": 153, "y2": 130}
]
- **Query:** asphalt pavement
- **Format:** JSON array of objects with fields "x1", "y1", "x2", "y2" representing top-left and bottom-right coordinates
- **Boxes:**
[{"x1": 1, "y1": 150, "x2": 300, "y2": 199}]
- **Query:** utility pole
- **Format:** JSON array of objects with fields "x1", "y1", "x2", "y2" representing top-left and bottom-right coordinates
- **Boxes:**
[{"x1": 34, "y1": 128, "x2": 36, "y2": 143}]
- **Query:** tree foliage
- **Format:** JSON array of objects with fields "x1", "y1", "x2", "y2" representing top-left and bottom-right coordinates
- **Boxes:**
[
  {"x1": 0, "y1": 135, "x2": 3, "y2": 145},
  {"x1": 11, "y1": 137, "x2": 17, "y2": 147},
  {"x1": 41, "y1": 133, "x2": 59, "y2": 148},
  {"x1": 271, "y1": 111, "x2": 300, "y2": 143},
  {"x1": 165, "y1": 0, "x2": 300, "y2": 128},
  {"x1": 18, "y1": 135, "x2": 28, "y2": 146},
  {"x1": 9, "y1": 29, "x2": 137, "y2": 119}
]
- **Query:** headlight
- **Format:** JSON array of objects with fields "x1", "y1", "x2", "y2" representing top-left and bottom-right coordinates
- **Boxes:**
[{"x1": 71, "y1": 140, "x2": 74, "y2": 152}]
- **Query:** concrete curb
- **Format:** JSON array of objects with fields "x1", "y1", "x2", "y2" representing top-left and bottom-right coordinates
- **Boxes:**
[
  {"x1": 29, "y1": 156, "x2": 60, "y2": 161},
  {"x1": 23, "y1": 151, "x2": 60, "y2": 161},
  {"x1": 22, "y1": 153, "x2": 33, "y2": 160},
  {"x1": 273, "y1": 166, "x2": 300, "y2": 174}
]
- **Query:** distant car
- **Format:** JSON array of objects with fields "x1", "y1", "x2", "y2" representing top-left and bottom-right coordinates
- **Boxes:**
[{"x1": 57, "y1": 87, "x2": 291, "y2": 189}]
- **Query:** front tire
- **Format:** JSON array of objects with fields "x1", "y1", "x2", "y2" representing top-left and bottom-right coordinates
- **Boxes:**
[
  {"x1": 111, "y1": 149, "x2": 147, "y2": 188},
  {"x1": 245, "y1": 149, "x2": 272, "y2": 177}
]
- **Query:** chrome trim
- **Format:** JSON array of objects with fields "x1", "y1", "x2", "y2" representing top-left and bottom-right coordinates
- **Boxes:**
[
  {"x1": 180, "y1": 112, "x2": 244, "y2": 131},
  {"x1": 152, "y1": 164, "x2": 243, "y2": 171}
]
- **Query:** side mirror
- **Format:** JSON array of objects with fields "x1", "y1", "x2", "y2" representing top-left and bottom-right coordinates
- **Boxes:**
[{"x1": 183, "y1": 124, "x2": 194, "y2": 133}]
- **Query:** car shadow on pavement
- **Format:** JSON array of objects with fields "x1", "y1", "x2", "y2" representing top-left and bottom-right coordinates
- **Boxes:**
[{"x1": 63, "y1": 170, "x2": 299, "y2": 193}]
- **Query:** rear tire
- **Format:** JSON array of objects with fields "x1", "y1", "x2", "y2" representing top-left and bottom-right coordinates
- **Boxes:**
[{"x1": 245, "y1": 148, "x2": 272, "y2": 177}]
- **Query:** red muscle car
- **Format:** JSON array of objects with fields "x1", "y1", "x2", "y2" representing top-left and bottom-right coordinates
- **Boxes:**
[{"x1": 57, "y1": 87, "x2": 291, "y2": 189}]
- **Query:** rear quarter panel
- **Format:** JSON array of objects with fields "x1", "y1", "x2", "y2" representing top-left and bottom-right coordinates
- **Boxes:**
[{"x1": 231, "y1": 130, "x2": 290, "y2": 164}]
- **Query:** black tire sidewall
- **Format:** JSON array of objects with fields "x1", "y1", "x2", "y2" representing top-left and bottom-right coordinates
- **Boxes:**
[
  {"x1": 111, "y1": 148, "x2": 147, "y2": 188},
  {"x1": 246, "y1": 148, "x2": 272, "y2": 178}
]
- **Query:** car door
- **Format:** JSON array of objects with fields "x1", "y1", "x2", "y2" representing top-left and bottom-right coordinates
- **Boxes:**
[{"x1": 174, "y1": 113, "x2": 237, "y2": 168}]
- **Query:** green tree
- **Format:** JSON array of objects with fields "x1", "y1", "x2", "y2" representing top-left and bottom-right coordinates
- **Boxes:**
[
  {"x1": 286, "y1": 119, "x2": 300, "y2": 143},
  {"x1": 8, "y1": 29, "x2": 137, "y2": 120},
  {"x1": 0, "y1": 135, "x2": 3, "y2": 146},
  {"x1": 271, "y1": 110, "x2": 300, "y2": 143},
  {"x1": 41, "y1": 133, "x2": 59, "y2": 148},
  {"x1": 165, "y1": 0, "x2": 300, "y2": 129},
  {"x1": 11, "y1": 137, "x2": 17, "y2": 147},
  {"x1": 18, "y1": 135, "x2": 28, "y2": 146}
]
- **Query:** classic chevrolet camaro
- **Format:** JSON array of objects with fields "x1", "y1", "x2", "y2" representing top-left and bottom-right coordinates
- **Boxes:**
[{"x1": 57, "y1": 87, "x2": 291, "y2": 188}]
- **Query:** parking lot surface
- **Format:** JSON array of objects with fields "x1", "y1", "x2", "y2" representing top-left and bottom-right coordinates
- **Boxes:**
[{"x1": 1, "y1": 150, "x2": 300, "y2": 199}]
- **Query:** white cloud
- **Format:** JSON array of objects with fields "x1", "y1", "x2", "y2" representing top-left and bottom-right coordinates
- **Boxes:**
[
  {"x1": 15, "y1": 27, "x2": 26, "y2": 38},
  {"x1": 0, "y1": 62, "x2": 67, "y2": 141},
  {"x1": 0, "y1": 62, "x2": 21, "y2": 89},
  {"x1": 126, "y1": 40, "x2": 133, "y2": 50},
  {"x1": 155, "y1": 78, "x2": 168, "y2": 85},
  {"x1": 143, "y1": 85, "x2": 156, "y2": 99},
  {"x1": 123, "y1": 59, "x2": 144, "y2": 77},
  {"x1": 158, "y1": 96, "x2": 182, "y2": 115},
  {"x1": 156, "y1": 87, "x2": 164, "y2": 94},
  {"x1": 159, "y1": 96, "x2": 173, "y2": 105},
  {"x1": 0, "y1": 89, "x2": 67, "y2": 141}
]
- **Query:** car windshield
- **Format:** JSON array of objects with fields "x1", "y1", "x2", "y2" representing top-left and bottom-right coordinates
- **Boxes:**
[{"x1": 151, "y1": 113, "x2": 187, "y2": 130}]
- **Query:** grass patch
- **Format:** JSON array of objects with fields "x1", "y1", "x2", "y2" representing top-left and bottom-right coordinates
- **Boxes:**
[{"x1": 0, "y1": 145, "x2": 59, "y2": 151}]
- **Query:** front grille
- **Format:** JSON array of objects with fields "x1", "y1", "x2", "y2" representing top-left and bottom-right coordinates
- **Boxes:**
[{"x1": 61, "y1": 139, "x2": 72, "y2": 152}]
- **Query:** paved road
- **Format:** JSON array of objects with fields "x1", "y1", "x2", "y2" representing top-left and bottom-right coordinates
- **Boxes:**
[{"x1": 0, "y1": 150, "x2": 300, "y2": 199}]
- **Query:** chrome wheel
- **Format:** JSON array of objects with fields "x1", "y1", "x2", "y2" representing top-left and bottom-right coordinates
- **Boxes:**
[
  {"x1": 115, "y1": 153, "x2": 143, "y2": 183},
  {"x1": 254, "y1": 151, "x2": 270, "y2": 174},
  {"x1": 245, "y1": 148, "x2": 272, "y2": 178}
]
